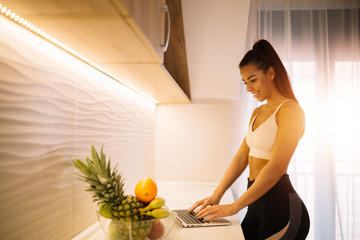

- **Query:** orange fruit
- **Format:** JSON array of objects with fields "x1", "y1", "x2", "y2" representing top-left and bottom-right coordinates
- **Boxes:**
[{"x1": 135, "y1": 177, "x2": 158, "y2": 203}]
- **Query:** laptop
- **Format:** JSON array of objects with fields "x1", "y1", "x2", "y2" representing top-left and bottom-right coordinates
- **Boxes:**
[{"x1": 174, "y1": 209, "x2": 232, "y2": 228}]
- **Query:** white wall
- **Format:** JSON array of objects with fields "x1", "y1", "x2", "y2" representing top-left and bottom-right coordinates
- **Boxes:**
[
  {"x1": 0, "y1": 17, "x2": 156, "y2": 239},
  {"x1": 155, "y1": 104, "x2": 231, "y2": 183}
]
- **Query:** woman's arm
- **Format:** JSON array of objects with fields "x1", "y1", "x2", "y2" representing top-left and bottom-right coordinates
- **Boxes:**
[
  {"x1": 197, "y1": 102, "x2": 305, "y2": 220},
  {"x1": 189, "y1": 106, "x2": 261, "y2": 213},
  {"x1": 213, "y1": 106, "x2": 262, "y2": 198},
  {"x1": 214, "y1": 137, "x2": 250, "y2": 197},
  {"x1": 189, "y1": 137, "x2": 250, "y2": 212}
]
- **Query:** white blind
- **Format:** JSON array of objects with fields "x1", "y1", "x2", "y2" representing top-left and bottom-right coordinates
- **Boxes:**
[{"x1": 246, "y1": 1, "x2": 360, "y2": 239}]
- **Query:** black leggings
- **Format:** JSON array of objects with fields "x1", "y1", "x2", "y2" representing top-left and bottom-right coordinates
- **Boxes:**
[{"x1": 241, "y1": 174, "x2": 310, "y2": 239}]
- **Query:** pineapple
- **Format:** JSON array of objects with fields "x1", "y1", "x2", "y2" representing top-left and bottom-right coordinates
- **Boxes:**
[{"x1": 72, "y1": 145, "x2": 152, "y2": 240}]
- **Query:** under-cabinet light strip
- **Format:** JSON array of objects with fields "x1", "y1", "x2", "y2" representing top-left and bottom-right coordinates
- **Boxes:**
[{"x1": 0, "y1": 3, "x2": 159, "y2": 104}]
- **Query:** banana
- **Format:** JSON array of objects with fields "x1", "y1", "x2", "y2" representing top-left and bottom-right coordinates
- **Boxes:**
[
  {"x1": 141, "y1": 197, "x2": 166, "y2": 213},
  {"x1": 144, "y1": 208, "x2": 170, "y2": 219}
]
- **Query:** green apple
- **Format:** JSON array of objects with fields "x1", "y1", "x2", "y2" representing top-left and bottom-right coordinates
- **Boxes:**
[{"x1": 99, "y1": 203, "x2": 112, "y2": 218}]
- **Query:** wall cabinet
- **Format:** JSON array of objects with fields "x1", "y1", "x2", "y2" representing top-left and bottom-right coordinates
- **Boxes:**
[
  {"x1": 1, "y1": 0, "x2": 190, "y2": 103},
  {"x1": 117, "y1": 0, "x2": 167, "y2": 63}
]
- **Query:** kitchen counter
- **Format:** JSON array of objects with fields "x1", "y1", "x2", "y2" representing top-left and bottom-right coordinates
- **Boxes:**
[{"x1": 77, "y1": 181, "x2": 244, "y2": 240}]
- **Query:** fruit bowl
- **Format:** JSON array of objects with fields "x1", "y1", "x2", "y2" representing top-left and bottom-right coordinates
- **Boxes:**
[{"x1": 96, "y1": 211, "x2": 177, "y2": 240}]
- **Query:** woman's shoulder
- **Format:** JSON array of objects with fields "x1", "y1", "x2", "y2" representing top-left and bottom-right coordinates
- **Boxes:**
[
  {"x1": 278, "y1": 100, "x2": 305, "y2": 125},
  {"x1": 280, "y1": 100, "x2": 304, "y2": 116}
]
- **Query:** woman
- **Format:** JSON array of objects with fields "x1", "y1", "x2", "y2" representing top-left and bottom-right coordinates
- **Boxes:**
[{"x1": 189, "y1": 39, "x2": 310, "y2": 239}]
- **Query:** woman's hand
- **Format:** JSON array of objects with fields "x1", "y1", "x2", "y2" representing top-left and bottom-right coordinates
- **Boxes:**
[
  {"x1": 188, "y1": 193, "x2": 222, "y2": 213},
  {"x1": 196, "y1": 203, "x2": 238, "y2": 222}
]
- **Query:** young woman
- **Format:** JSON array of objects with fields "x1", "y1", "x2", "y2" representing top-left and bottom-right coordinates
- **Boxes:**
[{"x1": 189, "y1": 39, "x2": 310, "y2": 239}]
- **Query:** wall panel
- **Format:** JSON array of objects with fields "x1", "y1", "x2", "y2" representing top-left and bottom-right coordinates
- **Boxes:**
[{"x1": 0, "y1": 16, "x2": 155, "y2": 239}]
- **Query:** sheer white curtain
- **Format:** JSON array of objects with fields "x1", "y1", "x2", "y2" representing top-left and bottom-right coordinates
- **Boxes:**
[{"x1": 243, "y1": 1, "x2": 360, "y2": 239}]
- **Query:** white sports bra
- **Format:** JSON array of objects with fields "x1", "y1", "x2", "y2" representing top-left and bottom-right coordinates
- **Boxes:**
[{"x1": 246, "y1": 99, "x2": 291, "y2": 160}]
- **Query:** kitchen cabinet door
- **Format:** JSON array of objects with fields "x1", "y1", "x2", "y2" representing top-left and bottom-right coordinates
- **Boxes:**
[{"x1": 117, "y1": 0, "x2": 167, "y2": 63}]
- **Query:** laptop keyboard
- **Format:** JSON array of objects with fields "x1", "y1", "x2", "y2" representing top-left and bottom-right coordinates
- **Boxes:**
[{"x1": 174, "y1": 210, "x2": 209, "y2": 224}]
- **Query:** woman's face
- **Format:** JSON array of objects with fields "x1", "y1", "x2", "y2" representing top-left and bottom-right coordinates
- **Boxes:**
[{"x1": 240, "y1": 63, "x2": 275, "y2": 102}]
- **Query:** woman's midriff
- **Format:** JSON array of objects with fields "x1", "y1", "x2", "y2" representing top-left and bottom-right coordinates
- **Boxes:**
[{"x1": 248, "y1": 156, "x2": 269, "y2": 181}]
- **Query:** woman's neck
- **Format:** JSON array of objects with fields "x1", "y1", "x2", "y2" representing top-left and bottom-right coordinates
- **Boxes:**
[{"x1": 265, "y1": 94, "x2": 288, "y2": 108}]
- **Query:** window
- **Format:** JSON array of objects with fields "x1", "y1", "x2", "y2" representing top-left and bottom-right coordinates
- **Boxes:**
[{"x1": 257, "y1": 5, "x2": 360, "y2": 239}]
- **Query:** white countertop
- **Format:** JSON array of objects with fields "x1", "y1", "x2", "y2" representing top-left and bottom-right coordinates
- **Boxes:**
[{"x1": 79, "y1": 181, "x2": 244, "y2": 240}]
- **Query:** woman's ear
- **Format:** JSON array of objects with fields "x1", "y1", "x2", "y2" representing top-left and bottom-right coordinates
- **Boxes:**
[{"x1": 267, "y1": 67, "x2": 275, "y2": 80}]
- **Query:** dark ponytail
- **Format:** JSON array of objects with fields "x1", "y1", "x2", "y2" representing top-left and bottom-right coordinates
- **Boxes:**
[{"x1": 239, "y1": 39, "x2": 297, "y2": 102}]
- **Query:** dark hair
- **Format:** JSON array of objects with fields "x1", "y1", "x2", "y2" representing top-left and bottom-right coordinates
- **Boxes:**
[{"x1": 239, "y1": 39, "x2": 297, "y2": 102}]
